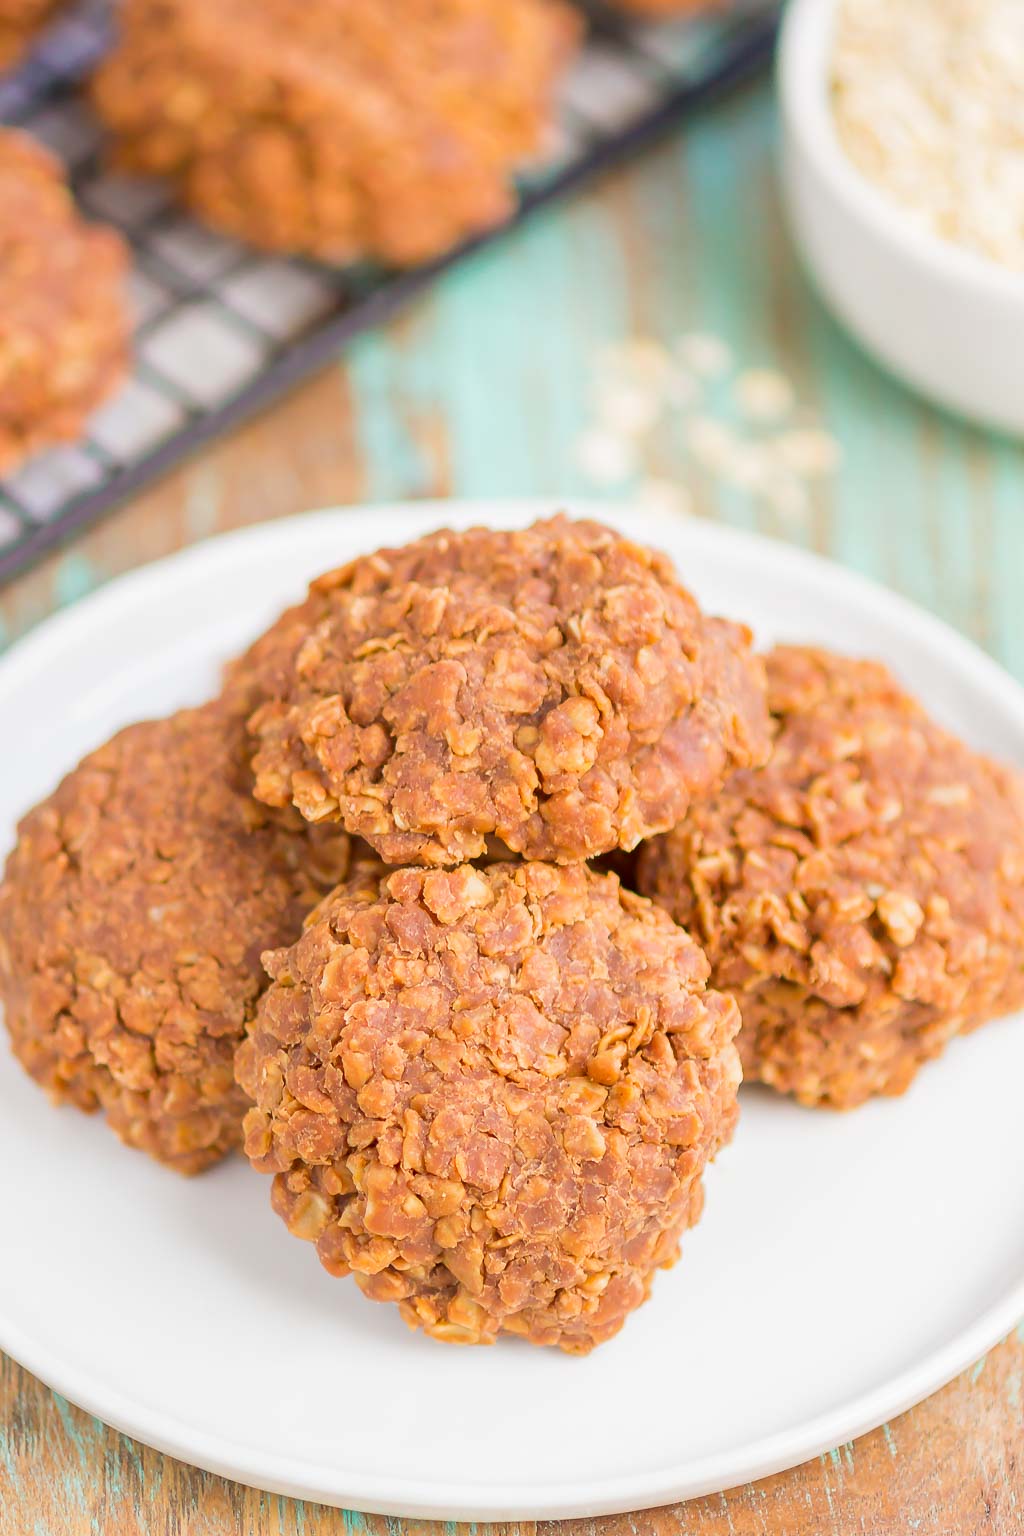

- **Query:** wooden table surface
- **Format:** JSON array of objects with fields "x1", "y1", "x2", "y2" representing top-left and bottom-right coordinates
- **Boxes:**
[{"x1": 2, "y1": 78, "x2": 1023, "y2": 1536}]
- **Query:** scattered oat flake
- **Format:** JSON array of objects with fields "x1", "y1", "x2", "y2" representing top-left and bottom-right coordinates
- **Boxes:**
[
  {"x1": 579, "y1": 331, "x2": 845, "y2": 509},
  {"x1": 721, "y1": 443, "x2": 776, "y2": 494},
  {"x1": 600, "y1": 338, "x2": 674, "y2": 387},
  {"x1": 626, "y1": 338, "x2": 674, "y2": 381},
  {"x1": 593, "y1": 378, "x2": 662, "y2": 438},
  {"x1": 576, "y1": 429, "x2": 635, "y2": 486},
  {"x1": 676, "y1": 332, "x2": 732, "y2": 380},
  {"x1": 663, "y1": 369, "x2": 700, "y2": 411},
  {"x1": 765, "y1": 476, "x2": 812, "y2": 526},
  {"x1": 685, "y1": 415, "x2": 736, "y2": 472},
  {"x1": 733, "y1": 368, "x2": 795, "y2": 424},
  {"x1": 633, "y1": 478, "x2": 694, "y2": 521},
  {"x1": 775, "y1": 428, "x2": 843, "y2": 479}
]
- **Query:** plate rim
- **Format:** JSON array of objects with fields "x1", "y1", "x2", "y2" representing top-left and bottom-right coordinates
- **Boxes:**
[{"x1": 2, "y1": 496, "x2": 1023, "y2": 1519}]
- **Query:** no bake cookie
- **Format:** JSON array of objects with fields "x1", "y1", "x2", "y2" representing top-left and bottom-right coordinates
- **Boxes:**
[
  {"x1": 0, "y1": 703, "x2": 351, "y2": 1172},
  {"x1": 242, "y1": 515, "x2": 771, "y2": 866},
  {"x1": 614, "y1": 0, "x2": 721, "y2": 14},
  {"x1": 637, "y1": 645, "x2": 1024, "y2": 1108},
  {"x1": 236, "y1": 859, "x2": 741, "y2": 1351},
  {"x1": 0, "y1": 0, "x2": 65, "y2": 70},
  {"x1": 0, "y1": 129, "x2": 129, "y2": 475},
  {"x1": 92, "y1": 0, "x2": 579, "y2": 266}
]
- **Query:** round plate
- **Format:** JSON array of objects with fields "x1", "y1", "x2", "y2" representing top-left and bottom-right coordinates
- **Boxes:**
[{"x1": 2, "y1": 500, "x2": 1023, "y2": 1520}]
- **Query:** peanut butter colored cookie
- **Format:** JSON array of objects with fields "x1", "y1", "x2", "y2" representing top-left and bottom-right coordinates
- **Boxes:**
[
  {"x1": 0, "y1": 129, "x2": 129, "y2": 474},
  {"x1": 614, "y1": 0, "x2": 720, "y2": 13},
  {"x1": 237, "y1": 860, "x2": 741, "y2": 1352},
  {"x1": 0, "y1": 704, "x2": 351, "y2": 1172},
  {"x1": 92, "y1": 0, "x2": 580, "y2": 266},
  {"x1": 638, "y1": 646, "x2": 1024, "y2": 1108},
  {"x1": 242, "y1": 515, "x2": 770, "y2": 866},
  {"x1": 0, "y1": 0, "x2": 65, "y2": 70}
]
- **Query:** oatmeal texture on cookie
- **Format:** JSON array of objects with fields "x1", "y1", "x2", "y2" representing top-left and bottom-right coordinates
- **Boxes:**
[
  {"x1": 0, "y1": 129, "x2": 129, "y2": 474},
  {"x1": 0, "y1": 704, "x2": 351, "y2": 1173},
  {"x1": 637, "y1": 645, "x2": 1024, "y2": 1108},
  {"x1": 236, "y1": 860, "x2": 741, "y2": 1352},
  {"x1": 91, "y1": 0, "x2": 579, "y2": 266},
  {"x1": 244, "y1": 516, "x2": 770, "y2": 866}
]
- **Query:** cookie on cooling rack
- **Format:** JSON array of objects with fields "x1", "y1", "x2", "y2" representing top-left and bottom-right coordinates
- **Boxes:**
[
  {"x1": 612, "y1": 0, "x2": 722, "y2": 14},
  {"x1": 0, "y1": 0, "x2": 66, "y2": 70},
  {"x1": 91, "y1": 0, "x2": 580, "y2": 267},
  {"x1": 0, "y1": 129, "x2": 130, "y2": 475}
]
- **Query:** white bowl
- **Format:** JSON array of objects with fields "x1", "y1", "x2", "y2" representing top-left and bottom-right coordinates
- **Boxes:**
[{"x1": 779, "y1": 0, "x2": 1024, "y2": 436}]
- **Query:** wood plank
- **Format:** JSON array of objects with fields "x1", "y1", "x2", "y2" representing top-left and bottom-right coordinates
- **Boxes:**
[{"x1": 2, "y1": 1333, "x2": 1020, "y2": 1534}]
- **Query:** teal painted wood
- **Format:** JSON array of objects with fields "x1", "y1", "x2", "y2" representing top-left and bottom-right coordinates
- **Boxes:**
[
  {"x1": 2, "y1": 73, "x2": 1024, "y2": 1536},
  {"x1": 343, "y1": 83, "x2": 1024, "y2": 675}
]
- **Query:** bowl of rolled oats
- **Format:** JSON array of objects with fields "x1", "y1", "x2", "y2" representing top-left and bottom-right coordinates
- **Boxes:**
[{"x1": 779, "y1": 0, "x2": 1024, "y2": 436}]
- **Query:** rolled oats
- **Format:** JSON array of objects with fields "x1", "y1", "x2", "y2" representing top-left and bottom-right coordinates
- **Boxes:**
[{"x1": 833, "y1": 0, "x2": 1024, "y2": 272}]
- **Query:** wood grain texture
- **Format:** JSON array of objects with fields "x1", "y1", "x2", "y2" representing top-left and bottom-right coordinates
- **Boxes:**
[
  {"x1": 2, "y1": 79, "x2": 1024, "y2": 1534},
  {"x1": 2, "y1": 1334, "x2": 1022, "y2": 1534}
]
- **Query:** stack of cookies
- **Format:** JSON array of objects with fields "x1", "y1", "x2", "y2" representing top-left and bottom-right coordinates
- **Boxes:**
[{"x1": 3, "y1": 514, "x2": 1023, "y2": 1353}]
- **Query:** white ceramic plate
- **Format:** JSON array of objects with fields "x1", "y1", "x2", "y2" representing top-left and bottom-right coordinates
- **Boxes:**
[{"x1": 2, "y1": 500, "x2": 1023, "y2": 1521}]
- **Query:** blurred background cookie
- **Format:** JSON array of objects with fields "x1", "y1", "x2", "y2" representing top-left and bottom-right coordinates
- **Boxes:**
[
  {"x1": 91, "y1": 0, "x2": 581, "y2": 266},
  {"x1": 613, "y1": 0, "x2": 720, "y2": 13},
  {"x1": 0, "y1": 0, "x2": 65, "y2": 70},
  {"x1": 637, "y1": 645, "x2": 1024, "y2": 1109},
  {"x1": 0, "y1": 128, "x2": 130, "y2": 475}
]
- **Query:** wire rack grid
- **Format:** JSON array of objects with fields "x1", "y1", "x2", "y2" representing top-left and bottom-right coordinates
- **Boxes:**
[{"x1": 0, "y1": 0, "x2": 781, "y2": 586}]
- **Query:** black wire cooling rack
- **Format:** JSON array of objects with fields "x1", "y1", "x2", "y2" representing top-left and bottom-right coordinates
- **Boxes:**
[{"x1": 0, "y1": 0, "x2": 780, "y2": 586}]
